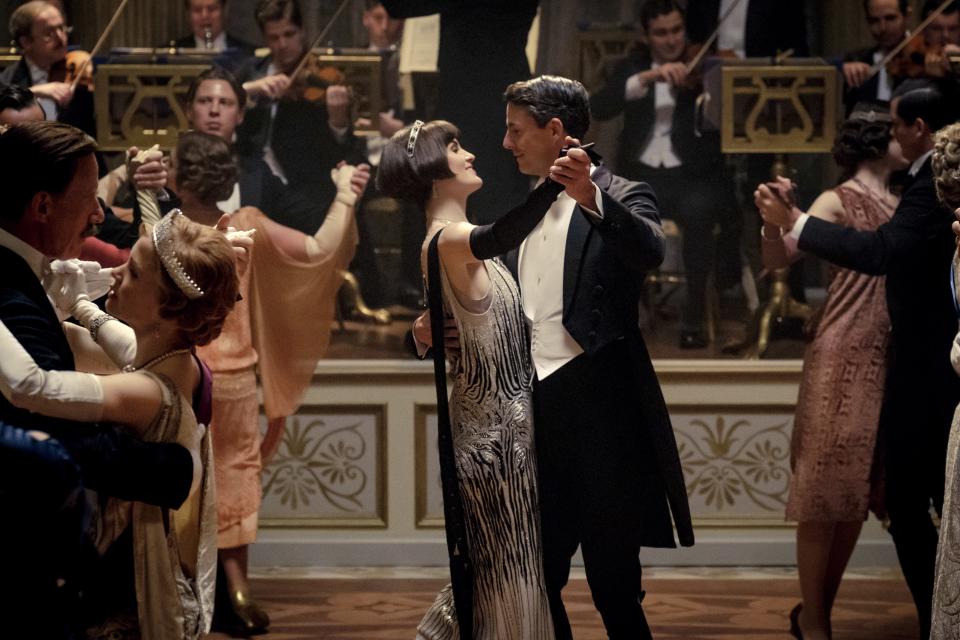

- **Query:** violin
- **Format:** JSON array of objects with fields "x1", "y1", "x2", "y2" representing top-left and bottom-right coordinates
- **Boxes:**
[
  {"x1": 283, "y1": 51, "x2": 348, "y2": 104},
  {"x1": 869, "y1": 0, "x2": 956, "y2": 82},
  {"x1": 49, "y1": 49, "x2": 94, "y2": 92},
  {"x1": 886, "y1": 35, "x2": 951, "y2": 80}
]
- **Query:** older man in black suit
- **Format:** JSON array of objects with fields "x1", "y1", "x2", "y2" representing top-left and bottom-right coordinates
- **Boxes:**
[
  {"x1": 0, "y1": 1, "x2": 95, "y2": 137},
  {"x1": 0, "y1": 121, "x2": 195, "y2": 636},
  {"x1": 502, "y1": 75, "x2": 693, "y2": 640},
  {"x1": 591, "y1": 0, "x2": 740, "y2": 349},
  {"x1": 757, "y1": 80, "x2": 959, "y2": 640}
]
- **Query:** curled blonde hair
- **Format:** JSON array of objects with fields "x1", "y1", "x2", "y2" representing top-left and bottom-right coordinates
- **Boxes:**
[
  {"x1": 933, "y1": 122, "x2": 960, "y2": 210},
  {"x1": 151, "y1": 214, "x2": 239, "y2": 347}
]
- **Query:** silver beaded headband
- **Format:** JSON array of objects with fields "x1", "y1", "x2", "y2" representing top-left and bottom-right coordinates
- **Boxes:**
[
  {"x1": 406, "y1": 119, "x2": 424, "y2": 157},
  {"x1": 849, "y1": 109, "x2": 892, "y2": 124},
  {"x1": 152, "y1": 209, "x2": 205, "y2": 300}
]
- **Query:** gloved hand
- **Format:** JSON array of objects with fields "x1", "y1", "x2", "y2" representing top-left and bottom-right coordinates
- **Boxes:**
[
  {"x1": 45, "y1": 260, "x2": 92, "y2": 320},
  {"x1": 330, "y1": 163, "x2": 358, "y2": 207}
]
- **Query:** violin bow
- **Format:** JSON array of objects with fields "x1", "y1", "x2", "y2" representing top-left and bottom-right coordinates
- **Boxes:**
[
  {"x1": 69, "y1": 0, "x2": 132, "y2": 91},
  {"x1": 868, "y1": 0, "x2": 956, "y2": 78},
  {"x1": 286, "y1": 0, "x2": 353, "y2": 85},
  {"x1": 684, "y1": 0, "x2": 747, "y2": 74}
]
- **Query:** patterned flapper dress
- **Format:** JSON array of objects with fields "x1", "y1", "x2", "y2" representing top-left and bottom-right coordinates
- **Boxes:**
[
  {"x1": 416, "y1": 258, "x2": 554, "y2": 639},
  {"x1": 785, "y1": 184, "x2": 893, "y2": 522}
]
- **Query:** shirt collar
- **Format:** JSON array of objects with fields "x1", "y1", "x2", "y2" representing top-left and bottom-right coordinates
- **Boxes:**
[
  {"x1": 24, "y1": 56, "x2": 49, "y2": 83},
  {"x1": 0, "y1": 227, "x2": 49, "y2": 280},
  {"x1": 909, "y1": 149, "x2": 933, "y2": 176}
]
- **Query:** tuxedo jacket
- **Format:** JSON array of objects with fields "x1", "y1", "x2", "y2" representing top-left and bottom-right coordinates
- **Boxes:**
[
  {"x1": 237, "y1": 153, "x2": 325, "y2": 234},
  {"x1": 798, "y1": 159, "x2": 958, "y2": 383},
  {"x1": 235, "y1": 56, "x2": 362, "y2": 216},
  {"x1": 0, "y1": 246, "x2": 193, "y2": 508},
  {"x1": 685, "y1": 0, "x2": 809, "y2": 58},
  {"x1": 0, "y1": 57, "x2": 96, "y2": 138},
  {"x1": 842, "y1": 47, "x2": 884, "y2": 113},
  {"x1": 504, "y1": 164, "x2": 694, "y2": 547},
  {"x1": 590, "y1": 48, "x2": 724, "y2": 174}
]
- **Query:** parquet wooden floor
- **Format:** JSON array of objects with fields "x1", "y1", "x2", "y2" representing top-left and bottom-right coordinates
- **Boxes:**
[{"x1": 238, "y1": 577, "x2": 917, "y2": 639}]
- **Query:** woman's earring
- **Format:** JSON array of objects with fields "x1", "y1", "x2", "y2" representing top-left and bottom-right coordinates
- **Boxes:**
[{"x1": 432, "y1": 181, "x2": 439, "y2": 199}]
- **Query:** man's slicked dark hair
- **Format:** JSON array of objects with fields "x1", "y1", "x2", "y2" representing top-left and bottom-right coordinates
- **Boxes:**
[
  {"x1": 255, "y1": 0, "x2": 302, "y2": 31},
  {"x1": 0, "y1": 82, "x2": 39, "y2": 112},
  {"x1": 893, "y1": 79, "x2": 954, "y2": 132},
  {"x1": 0, "y1": 121, "x2": 97, "y2": 224},
  {"x1": 503, "y1": 75, "x2": 591, "y2": 140},
  {"x1": 186, "y1": 65, "x2": 247, "y2": 110},
  {"x1": 640, "y1": 0, "x2": 684, "y2": 31}
]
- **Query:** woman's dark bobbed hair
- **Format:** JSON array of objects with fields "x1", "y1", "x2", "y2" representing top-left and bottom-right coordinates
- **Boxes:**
[
  {"x1": 832, "y1": 101, "x2": 893, "y2": 176},
  {"x1": 376, "y1": 120, "x2": 459, "y2": 210}
]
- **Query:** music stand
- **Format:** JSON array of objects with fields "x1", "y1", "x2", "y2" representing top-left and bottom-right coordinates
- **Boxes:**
[{"x1": 704, "y1": 56, "x2": 840, "y2": 358}]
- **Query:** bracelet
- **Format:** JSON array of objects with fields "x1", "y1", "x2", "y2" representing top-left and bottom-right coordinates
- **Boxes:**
[
  {"x1": 760, "y1": 225, "x2": 786, "y2": 241},
  {"x1": 88, "y1": 312, "x2": 117, "y2": 343}
]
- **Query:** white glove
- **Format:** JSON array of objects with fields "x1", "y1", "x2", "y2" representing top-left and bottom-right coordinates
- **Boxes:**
[
  {"x1": 330, "y1": 164, "x2": 358, "y2": 206},
  {"x1": 45, "y1": 260, "x2": 113, "y2": 317},
  {"x1": 0, "y1": 319, "x2": 105, "y2": 422}
]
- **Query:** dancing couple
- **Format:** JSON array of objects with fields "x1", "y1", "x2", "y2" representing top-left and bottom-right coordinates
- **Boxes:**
[{"x1": 378, "y1": 75, "x2": 693, "y2": 639}]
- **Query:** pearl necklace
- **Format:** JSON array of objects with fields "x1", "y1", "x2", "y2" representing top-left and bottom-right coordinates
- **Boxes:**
[{"x1": 123, "y1": 348, "x2": 191, "y2": 373}]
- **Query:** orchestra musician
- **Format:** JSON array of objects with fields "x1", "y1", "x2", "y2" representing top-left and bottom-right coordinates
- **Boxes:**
[
  {"x1": 842, "y1": 0, "x2": 912, "y2": 112},
  {"x1": 685, "y1": 0, "x2": 809, "y2": 60},
  {"x1": 1, "y1": 1, "x2": 95, "y2": 138},
  {"x1": 172, "y1": 0, "x2": 257, "y2": 55},
  {"x1": 235, "y1": 0, "x2": 360, "y2": 231},
  {"x1": 591, "y1": 0, "x2": 741, "y2": 349}
]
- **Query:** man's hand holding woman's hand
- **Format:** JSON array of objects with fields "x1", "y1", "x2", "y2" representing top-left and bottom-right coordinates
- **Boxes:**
[
  {"x1": 549, "y1": 136, "x2": 597, "y2": 210},
  {"x1": 754, "y1": 176, "x2": 800, "y2": 229}
]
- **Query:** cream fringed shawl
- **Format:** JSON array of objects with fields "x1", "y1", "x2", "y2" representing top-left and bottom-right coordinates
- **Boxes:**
[
  {"x1": 93, "y1": 371, "x2": 217, "y2": 640},
  {"x1": 236, "y1": 206, "x2": 356, "y2": 418}
]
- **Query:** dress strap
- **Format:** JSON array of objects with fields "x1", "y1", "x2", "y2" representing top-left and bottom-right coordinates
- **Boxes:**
[{"x1": 426, "y1": 230, "x2": 474, "y2": 639}]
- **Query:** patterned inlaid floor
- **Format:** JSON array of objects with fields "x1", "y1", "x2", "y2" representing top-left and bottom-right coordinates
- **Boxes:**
[{"x1": 235, "y1": 576, "x2": 917, "y2": 639}]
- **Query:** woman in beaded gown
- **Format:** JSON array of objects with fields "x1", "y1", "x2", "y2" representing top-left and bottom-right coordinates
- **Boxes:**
[
  {"x1": 931, "y1": 121, "x2": 960, "y2": 640},
  {"x1": 755, "y1": 101, "x2": 907, "y2": 640},
  {"x1": 378, "y1": 120, "x2": 566, "y2": 639},
  {"x1": 0, "y1": 210, "x2": 241, "y2": 639}
]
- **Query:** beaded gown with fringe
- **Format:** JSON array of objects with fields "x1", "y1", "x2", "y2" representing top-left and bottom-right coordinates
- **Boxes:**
[{"x1": 416, "y1": 257, "x2": 553, "y2": 639}]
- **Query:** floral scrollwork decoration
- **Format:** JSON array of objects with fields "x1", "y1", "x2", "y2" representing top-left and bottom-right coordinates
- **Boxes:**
[
  {"x1": 262, "y1": 416, "x2": 369, "y2": 512},
  {"x1": 677, "y1": 416, "x2": 791, "y2": 511}
]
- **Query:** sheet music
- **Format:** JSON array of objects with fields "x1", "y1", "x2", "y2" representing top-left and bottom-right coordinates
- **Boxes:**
[{"x1": 399, "y1": 14, "x2": 440, "y2": 73}]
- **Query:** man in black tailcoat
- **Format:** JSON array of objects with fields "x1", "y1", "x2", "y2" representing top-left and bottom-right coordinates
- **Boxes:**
[
  {"x1": 502, "y1": 75, "x2": 694, "y2": 640},
  {"x1": 0, "y1": 121, "x2": 195, "y2": 637},
  {"x1": 757, "y1": 80, "x2": 960, "y2": 640}
]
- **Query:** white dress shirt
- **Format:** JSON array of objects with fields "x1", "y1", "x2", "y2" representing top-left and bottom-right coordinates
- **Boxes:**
[
  {"x1": 637, "y1": 64, "x2": 682, "y2": 169},
  {"x1": 26, "y1": 57, "x2": 57, "y2": 121},
  {"x1": 518, "y1": 169, "x2": 604, "y2": 380},
  {"x1": 193, "y1": 31, "x2": 228, "y2": 51},
  {"x1": 218, "y1": 181, "x2": 242, "y2": 214},
  {"x1": 717, "y1": 0, "x2": 749, "y2": 59},
  {"x1": 872, "y1": 50, "x2": 892, "y2": 102}
]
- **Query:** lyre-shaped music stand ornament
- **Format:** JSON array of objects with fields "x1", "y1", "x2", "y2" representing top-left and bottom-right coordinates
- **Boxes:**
[{"x1": 708, "y1": 57, "x2": 840, "y2": 357}]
